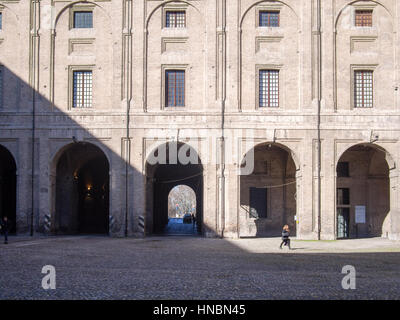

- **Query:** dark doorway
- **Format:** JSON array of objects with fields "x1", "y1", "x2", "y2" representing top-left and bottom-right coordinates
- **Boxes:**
[
  {"x1": 146, "y1": 142, "x2": 203, "y2": 236},
  {"x1": 250, "y1": 187, "x2": 268, "y2": 219},
  {"x1": 0, "y1": 145, "x2": 16, "y2": 234},
  {"x1": 54, "y1": 143, "x2": 109, "y2": 234}
]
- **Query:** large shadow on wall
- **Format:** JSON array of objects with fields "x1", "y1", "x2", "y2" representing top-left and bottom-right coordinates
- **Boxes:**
[
  {"x1": 0, "y1": 63, "x2": 210, "y2": 238},
  {"x1": 145, "y1": 142, "x2": 203, "y2": 236},
  {"x1": 0, "y1": 63, "x2": 127, "y2": 236},
  {"x1": 0, "y1": 60, "x2": 208, "y2": 237},
  {"x1": 0, "y1": 0, "x2": 207, "y2": 238},
  {"x1": 0, "y1": 1, "x2": 120, "y2": 235}
]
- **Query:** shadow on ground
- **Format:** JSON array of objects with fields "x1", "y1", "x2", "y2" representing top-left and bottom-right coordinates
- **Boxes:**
[{"x1": 0, "y1": 236, "x2": 399, "y2": 300}]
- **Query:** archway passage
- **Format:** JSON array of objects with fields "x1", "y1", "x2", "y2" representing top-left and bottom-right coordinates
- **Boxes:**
[
  {"x1": 336, "y1": 144, "x2": 390, "y2": 239},
  {"x1": 166, "y1": 185, "x2": 197, "y2": 235},
  {"x1": 240, "y1": 143, "x2": 297, "y2": 238},
  {"x1": 54, "y1": 143, "x2": 109, "y2": 234},
  {"x1": 146, "y1": 142, "x2": 203, "y2": 236},
  {"x1": 0, "y1": 145, "x2": 17, "y2": 234}
]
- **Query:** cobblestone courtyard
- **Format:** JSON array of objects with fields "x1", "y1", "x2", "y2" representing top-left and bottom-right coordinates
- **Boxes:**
[{"x1": 0, "y1": 236, "x2": 399, "y2": 300}]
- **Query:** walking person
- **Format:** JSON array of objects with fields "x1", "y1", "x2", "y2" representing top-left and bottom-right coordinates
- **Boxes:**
[
  {"x1": 279, "y1": 225, "x2": 291, "y2": 250},
  {"x1": 1, "y1": 216, "x2": 9, "y2": 244}
]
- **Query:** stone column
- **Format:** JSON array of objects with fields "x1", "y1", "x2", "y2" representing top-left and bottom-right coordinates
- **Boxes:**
[
  {"x1": 224, "y1": 163, "x2": 240, "y2": 238},
  {"x1": 18, "y1": 138, "x2": 33, "y2": 235},
  {"x1": 109, "y1": 141, "x2": 126, "y2": 238},
  {"x1": 320, "y1": 136, "x2": 336, "y2": 240},
  {"x1": 131, "y1": 134, "x2": 146, "y2": 237},
  {"x1": 37, "y1": 135, "x2": 51, "y2": 234},
  {"x1": 389, "y1": 168, "x2": 400, "y2": 240}
]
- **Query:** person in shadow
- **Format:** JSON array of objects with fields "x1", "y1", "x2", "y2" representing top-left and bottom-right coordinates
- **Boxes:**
[
  {"x1": 279, "y1": 225, "x2": 291, "y2": 250},
  {"x1": 0, "y1": 216, "x2": 10, "y2": 244},
  {"x1": 191, "y1": 213, "x2": 196, "y2": 230}
]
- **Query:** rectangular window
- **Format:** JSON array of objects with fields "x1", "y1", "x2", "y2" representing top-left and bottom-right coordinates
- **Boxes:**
[
  {"x1": 250, "y1": 187, "x2": 268, "y2": 219},
  {"x1": 337, "y1": 162, "x2": 350, "y2": 177},
  {"x1": 259, "y1": 11, "x2": 280, "y2": 27},
  {"x1": 337, "y1": 188, "x2": 350, "y2": 206},
  {"x1": 166, "y1": 11, "x2": 186, "y2": 28},
  {"x1": 74, "y1": 11, "x2": 93, "y2": 28},
  {"x1": 0, "y1": 13, "x2": 3, "y2": 30},
  {"x1": 166, "y1": 70, "x2": 185, "y2": 107},
  {"x1": 259, "y1": 70, "x2": 279, "y2": 108},
  {"x1": 73, "y1": 71, "x2": 92, "y2": 108},
  {"x1": 354, "y1": 70, "x2": 373, "y2": 108},
  {"x1": 355, "y1": 10, "x2": 372, "y2": 27}
]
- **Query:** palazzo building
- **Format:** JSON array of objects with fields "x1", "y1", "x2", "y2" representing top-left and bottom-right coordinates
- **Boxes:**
[{"x1": 0, "y1": 0, "x2": 399, "y2": 240}]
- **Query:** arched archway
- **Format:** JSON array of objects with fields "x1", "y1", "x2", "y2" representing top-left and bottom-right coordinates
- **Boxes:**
[
  {"x1": 0, "y1": 145, "x2": 17, "y2": 234},
  {"x1": 239, "y1": 142, "x2": 298, "y2": 237},
  {"x1": 336, "y1": 143, "x2": 392, "y2": 238},
  {"x1": 146, "y1": 142, "x2": 203, "y2": 236},
  {"x1": 166, "y1": 185, "x2": 198, "y2": 235},
  {"x1": 52, "y1": 142, "x2": 109, "y2": 234}
]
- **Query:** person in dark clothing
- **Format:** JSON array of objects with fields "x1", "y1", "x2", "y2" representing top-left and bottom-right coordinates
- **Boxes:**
[
  {"x1": 1, "y1": 216, "x2": 9, "y2": 244},
  {"x1": 191, "y1": 214, "x2": 196, "y2": 229},
  {"x1": 279, "y1": 225, "x2": 291, "y2": 250}
]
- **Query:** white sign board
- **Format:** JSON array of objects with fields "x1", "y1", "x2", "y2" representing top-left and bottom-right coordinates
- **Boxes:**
[{"x1": 355, "y1": 206, "x2": 366, "y2": 224}]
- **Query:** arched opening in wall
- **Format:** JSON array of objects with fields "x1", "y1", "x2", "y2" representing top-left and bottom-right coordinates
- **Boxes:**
[
  {"x1": 54, "y1": 142, "x2": 109, "y2": 235},
  {"x1": 146, "y1": 142, "x2": 203, "y2": 236},
  {"x1": 336, "y1": 144, "x2": 391, "y2": 239},
  {"x1": 0, "y1": 145, "x2": 17, "y2": 234},
  {"x1": 166, "y1": 185, "x2": 198, "y2": 235},
  {"x1": 239, "y1": 143, "x2": 297, "y2": 238}
]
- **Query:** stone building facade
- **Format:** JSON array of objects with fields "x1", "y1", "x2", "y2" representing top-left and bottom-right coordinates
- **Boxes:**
[{"x1": 0, "y1": 0, "x2": 399, "y2": 240}]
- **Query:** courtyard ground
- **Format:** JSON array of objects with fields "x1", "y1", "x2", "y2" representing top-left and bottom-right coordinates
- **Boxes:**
[{"x1": 0, "y1": 235, "x2": 399, "y2": 299}]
